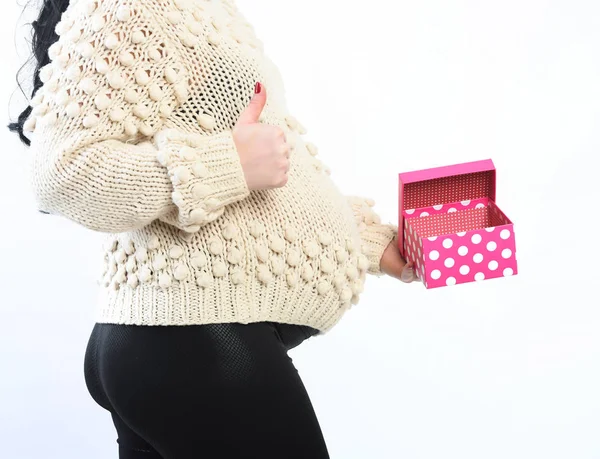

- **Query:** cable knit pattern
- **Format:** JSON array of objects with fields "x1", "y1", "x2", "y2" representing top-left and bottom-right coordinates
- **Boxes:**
[{"x1": 25, "y1": 0, "x2": 397, "y2": 333}]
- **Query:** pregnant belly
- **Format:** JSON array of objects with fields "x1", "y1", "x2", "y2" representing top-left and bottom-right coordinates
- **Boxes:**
[
  {"x1": 218, "y1": 141, "x2": 365, "y2": 280},
  {"x1": 231, "y1": 144, "x2": 360, "y2": 249}
]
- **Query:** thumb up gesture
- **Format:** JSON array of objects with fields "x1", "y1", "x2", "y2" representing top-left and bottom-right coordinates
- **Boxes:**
[{"x1": 232, "y1": 82, "x2": 291, "y2": 190}]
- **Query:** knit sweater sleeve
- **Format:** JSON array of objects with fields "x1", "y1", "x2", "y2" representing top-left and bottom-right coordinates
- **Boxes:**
[
  {"x1": 346, "y1": 196, "x2": 398, "y2": 277},
  {"x1": 25, "y1": 0, "x2": 250, "y2": 234}
]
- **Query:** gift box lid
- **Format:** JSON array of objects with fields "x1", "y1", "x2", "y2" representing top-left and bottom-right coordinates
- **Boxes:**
[{"x1": 398, "y1": 159, "x2": 497, "y2": 256}]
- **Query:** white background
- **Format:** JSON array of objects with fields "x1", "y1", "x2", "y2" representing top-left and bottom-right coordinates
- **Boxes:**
[{"x1": 2, "y1": 0, "x2": 599, "y2": 458}]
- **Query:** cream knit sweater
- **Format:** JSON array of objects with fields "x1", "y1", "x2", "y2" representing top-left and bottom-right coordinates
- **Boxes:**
[{"x1": 25, "y1": 0, "x2": 397, "y2": 333}]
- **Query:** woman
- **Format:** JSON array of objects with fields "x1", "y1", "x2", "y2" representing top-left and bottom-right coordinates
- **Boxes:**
[{"x1": 9, "y1": 0, "x2": 418, "y2": 457}]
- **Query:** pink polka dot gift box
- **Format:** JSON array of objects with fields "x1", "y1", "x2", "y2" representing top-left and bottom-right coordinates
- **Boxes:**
[{"x1": 398, "y1": 159, "x2": 518, "y2": 288}]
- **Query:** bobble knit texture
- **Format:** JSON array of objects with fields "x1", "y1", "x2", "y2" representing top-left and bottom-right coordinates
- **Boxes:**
[{"x1": 26, "y1": 0, "x2": 397, "y2": 333}]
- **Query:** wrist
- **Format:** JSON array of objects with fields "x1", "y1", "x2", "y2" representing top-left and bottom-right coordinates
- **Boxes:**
[
  {"x1": 379, "y1": 238, "x2": 397, "y2": 275},
  {"x1": 380, "y1": 236, "x2": 409, "y2": 280}
]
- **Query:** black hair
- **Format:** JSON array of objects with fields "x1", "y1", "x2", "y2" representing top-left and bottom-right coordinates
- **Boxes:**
[{"x1": 7, "y1": 0, "x2": 70, "y2": 147}]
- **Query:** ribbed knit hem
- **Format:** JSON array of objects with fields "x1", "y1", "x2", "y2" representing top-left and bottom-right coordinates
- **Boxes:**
[
  {"x1": 94, "y1": 278, "x2": 350, "y2": 333},
  {"x1": 188, "y1": 129, "x2": 250, "y2": 207},
  {"x1": 360, "y1": 223, "x2": 398, "y2": 277}
]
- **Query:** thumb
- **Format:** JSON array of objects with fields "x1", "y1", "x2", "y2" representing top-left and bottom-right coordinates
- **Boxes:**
[{"x1": 236, "y1": 82, "x2": 267, "y2": 126}]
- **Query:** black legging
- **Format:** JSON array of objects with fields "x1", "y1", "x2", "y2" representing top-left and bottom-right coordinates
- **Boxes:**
[{"x1": 83, "y1": 320, "x2": 329, "y2": 459}]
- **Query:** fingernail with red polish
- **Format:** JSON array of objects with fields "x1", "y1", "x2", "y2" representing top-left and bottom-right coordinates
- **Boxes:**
[{"x1": 255, "y1": 82, "x2": 262, "y2": 94}]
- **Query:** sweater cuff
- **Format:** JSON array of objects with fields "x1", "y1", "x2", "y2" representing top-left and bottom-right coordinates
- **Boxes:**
[
  {"x1": 154, "y1": 128, "x2": 250, "y2": 231},
  {"x1": 360, "y1": 222, "x2": 398, "y2": 276},
  {"x1": 347, "y1": 196, "x2": 397, "y2": 277}
]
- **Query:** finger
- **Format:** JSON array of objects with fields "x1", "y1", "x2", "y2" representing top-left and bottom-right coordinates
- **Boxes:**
[
  {"x1": 400, "y1": 266, "x2": 413, "y2": 283},
  {"x1": 236, "y1": 82, "x2": 267, "y2": 126},
  {"x1": 400, "y1": 262, "x2": 415, "y2": 283},
  {"x1": 279, "y1": 142, "x2": 290, "y2": 158}
]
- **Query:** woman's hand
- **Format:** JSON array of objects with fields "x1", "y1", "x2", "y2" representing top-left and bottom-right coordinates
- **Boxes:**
[
  {"x1": 233, "y1": 82, "x2": 290, "y2": 190},
  {"x1": 380, "y1": 238, "x2": 420, "y2": 283}
]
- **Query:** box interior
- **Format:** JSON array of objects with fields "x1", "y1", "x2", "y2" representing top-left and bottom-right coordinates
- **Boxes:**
[
  {"x1": 407, "y1": 200, "x2": 510, "y2": 238},
  {"x1": 403, "y1": 170, "x2": 495, "y2": 210}
]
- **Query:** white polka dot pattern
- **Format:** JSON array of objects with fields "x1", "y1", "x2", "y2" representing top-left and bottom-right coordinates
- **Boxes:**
[{"x1": 403, "y1": 200, "x2": 518, "y2": 288}]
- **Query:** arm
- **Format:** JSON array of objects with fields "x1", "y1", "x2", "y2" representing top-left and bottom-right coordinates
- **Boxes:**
[
  {"x1": 26, "y1": 0, "x2": 249, "y2": 233},
  {"x1": 30, "y1": 125, "x2": 249, "y2": 233}
]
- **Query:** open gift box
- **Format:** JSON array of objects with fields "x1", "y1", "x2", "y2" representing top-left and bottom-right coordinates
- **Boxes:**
[{"x1": 398, "y1": 159, "x2": 518, "y2": 289}]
